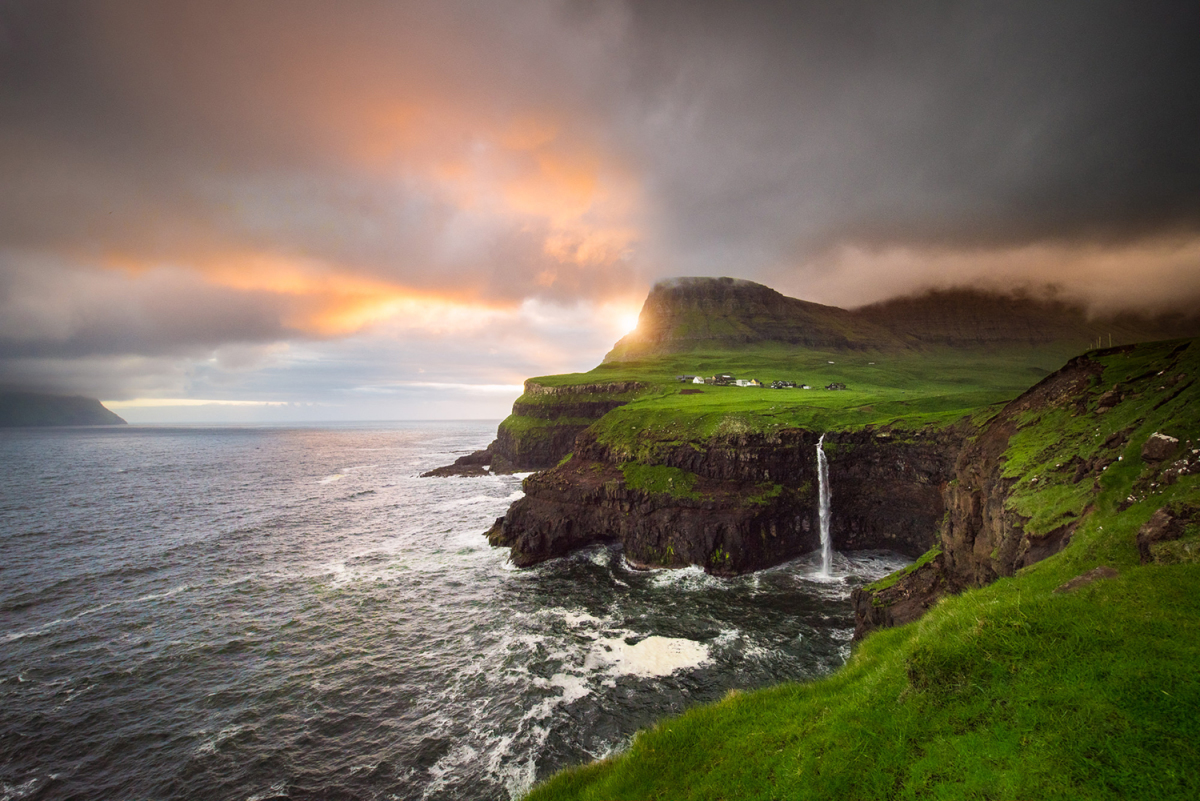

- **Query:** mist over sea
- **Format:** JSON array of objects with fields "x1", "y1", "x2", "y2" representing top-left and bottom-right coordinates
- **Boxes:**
[{"x1": 0, "y1": 422, "x2": 908, "y2": 800}]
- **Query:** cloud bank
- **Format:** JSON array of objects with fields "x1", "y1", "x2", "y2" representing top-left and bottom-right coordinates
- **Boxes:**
[{"x1": 0, "y1": 0, "x2": 1196, "y2": 417}]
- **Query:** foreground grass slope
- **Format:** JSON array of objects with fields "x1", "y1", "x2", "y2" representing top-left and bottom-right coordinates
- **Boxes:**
[{"x1": 526, "y1": 339, "x2": 1200, "y2": 800}]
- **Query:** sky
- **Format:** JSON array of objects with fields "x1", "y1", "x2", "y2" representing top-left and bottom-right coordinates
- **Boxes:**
[{"x1": 1, "y1": 1, "x2": 1197, "y2": 422}]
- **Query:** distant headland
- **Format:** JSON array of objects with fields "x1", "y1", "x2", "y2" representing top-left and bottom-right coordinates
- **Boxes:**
[{"x1": 0, "y1": 391, "x2": 127, "y2": 427}]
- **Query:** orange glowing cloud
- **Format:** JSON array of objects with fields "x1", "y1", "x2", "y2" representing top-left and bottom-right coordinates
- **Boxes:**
[
  {"x1": 343, "y1": 100, "x2": 643, "y2": 285},
  {"x1": 101, "y1": 249, "x2": 514, "y2": 338}
]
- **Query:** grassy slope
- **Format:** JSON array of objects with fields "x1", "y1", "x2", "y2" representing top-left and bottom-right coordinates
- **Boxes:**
[
  {"x1": 525, "y1": 340, "x2": 1200, "y2": 800},
  {"x1": 528, "y1": 344, "x2": 1069, "y2": 463}
]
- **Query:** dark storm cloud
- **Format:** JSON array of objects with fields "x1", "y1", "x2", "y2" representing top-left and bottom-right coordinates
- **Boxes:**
[{"x1": 616, "y1": 0, "x2": 1200, "y2": 268}]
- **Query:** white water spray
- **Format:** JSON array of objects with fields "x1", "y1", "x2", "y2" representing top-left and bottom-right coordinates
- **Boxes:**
[{"x1": 816, "y1": 434, "x2": 834, "y2": 577}]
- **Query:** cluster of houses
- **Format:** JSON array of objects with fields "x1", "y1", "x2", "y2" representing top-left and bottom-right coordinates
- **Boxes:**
[{"x1": 675, "y1": 374, "x2": 847, "y2": 391}]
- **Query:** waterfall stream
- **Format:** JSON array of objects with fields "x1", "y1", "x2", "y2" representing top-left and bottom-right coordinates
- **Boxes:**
[{"x1": 816, "y1": 434, "x2": 834, "y2": 576}]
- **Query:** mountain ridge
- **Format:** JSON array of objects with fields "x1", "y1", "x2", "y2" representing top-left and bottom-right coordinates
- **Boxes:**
[{"x1": 605, "y1": 277, "x2": 1200, "y2": 361}]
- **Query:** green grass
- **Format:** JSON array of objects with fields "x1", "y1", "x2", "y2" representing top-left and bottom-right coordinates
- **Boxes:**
[
  {"x1": 531, "y1": 343, "x2": 1069, "y2": 396},
  {"x1": 510, "y1": 344, "x2": 1079, "y2": 464},
  {"x1": 498, "y1": 414, "x2": 597, "y2": 439},
  {"x1": 863, "y1": 546, "x2": 942, "y2": 594},
  {"x1": 619, "y1": 462, "x2": 702, "y2": 501},
  {"x1": 523, "y1": 339, "x2": 1200, "y2": 800},
  {"x1": 528, "y1": 518, "x2": 1200, "y2": 801}
]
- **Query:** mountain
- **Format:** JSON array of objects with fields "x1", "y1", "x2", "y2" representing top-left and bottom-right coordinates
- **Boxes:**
[
  {"x1": 0, "y1": 391, "x2": 127, "y2": 427},
  {"x1": 604, "y1": 277, "x2": 891, "y2": 359},
  {"x1": 605, "y1": 277, "x2": 1200, "y2": 360}
]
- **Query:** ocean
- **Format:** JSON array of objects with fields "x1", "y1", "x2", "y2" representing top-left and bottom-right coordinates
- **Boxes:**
[{"x1": 0, "y1": 422, "x2": 909, "y2": 800}]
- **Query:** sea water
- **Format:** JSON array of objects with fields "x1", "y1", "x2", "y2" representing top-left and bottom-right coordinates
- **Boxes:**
[{"x1": 0, "y1": 423, "x2": 909, "y2": 800}]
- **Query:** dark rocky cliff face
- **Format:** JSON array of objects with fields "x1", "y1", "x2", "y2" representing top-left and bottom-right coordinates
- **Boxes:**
[
  {"x1": 850, "y1": 355, "x2": 1107, "y2": 638},
  {"x1": 486, "y1": 426, "x2": 962, "y2": 574},
  {"x1": 423, "y1": 380, "x2": 646, "y2": 475},
  {"x1": 938, "y1": 358, "x2": 1104, "y2": 585}
]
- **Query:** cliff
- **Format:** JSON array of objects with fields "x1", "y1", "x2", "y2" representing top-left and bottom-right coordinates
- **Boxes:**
[
  {"x1": 421, "y1": 379, "x2": 647, "y2": 476},
  {"x1": 425, "y1": 278, "x2": 1199, "y2": 478},
  {"x1": 0, "y1": 391, "x2": 126, "y2": 427},
  {"x1": 852, "y1": 337, "x2": 1200, "y2": 637},
  {"x1": 523, "y1": 335, "x2": 1200, "y2": 800},
  {"x1": 487, "y1": 423, "x2": 962, "y2": 573}
]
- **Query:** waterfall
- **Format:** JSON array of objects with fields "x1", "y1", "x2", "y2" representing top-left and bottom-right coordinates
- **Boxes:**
[{"x1": 816, "y1": 434, "x2": 834, "y2": 576}]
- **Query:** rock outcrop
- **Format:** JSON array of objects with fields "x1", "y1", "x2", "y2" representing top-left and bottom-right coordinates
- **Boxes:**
[
  {"x1": 849, "y1": 355, "x2": 1106, "y2": 637},
  {"x1": 853, "y1": 338, "x2": 1200, "y2": 638},
  {"x1": 422, "y1": 379, "x2": 647, "y2": 475},
  {"x1": 486, "y1": 425, "x2": 962, "y2": 574},
  {"x1": 1137, "y1": 503, "x2": 1200, "y2": 564}
]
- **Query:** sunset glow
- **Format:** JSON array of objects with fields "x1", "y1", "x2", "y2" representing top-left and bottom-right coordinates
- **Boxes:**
[{"x1": 0, "y1": 1, "x2": 1193, "y2": 421}]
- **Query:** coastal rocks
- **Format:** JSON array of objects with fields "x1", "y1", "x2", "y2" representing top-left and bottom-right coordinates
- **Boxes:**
[
  {"x1": 850, "y1": 551, "x2": 957, "y2": 639},
  {"x1": 492, "y1": 421, "x2": 585, "y2": 470},
  {"x1": 486, "y1": 458, "x2": 817, "y2": 574},
  {"x1": 420, "y1": 444, "x2": 517, "y2": 477},
  {"x1": 424, "y1": 380, "x2": 647, "y2": 474},
  {"x1": 937, "y1": 357, "x2": 1103, "y2": 586},
  {"x1": 486, "y1": 426, "x2": 960, "y2": 574}
]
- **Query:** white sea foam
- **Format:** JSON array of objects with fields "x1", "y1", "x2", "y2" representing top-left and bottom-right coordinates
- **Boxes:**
[
  {"x1": 561, "y1": 610, "x2": 604, "y2": 628},
  {"x1": 540, "y1": 607, "x2": 605, "y2": 628},
  {"x1": 245, "y1": 780, "x2": 289, "y2": 801},
  {"x1": 0, "y1": 777, "x2": 40, "y2": 801},
  {"x1": 420, "y1": 747, "x2": 475, "y2": 801},
  {"x1": 3, "y1": 601, "x2": 120, "y2": 643},
  {"x1": 586, "y1": 635, "x2": 711, "y2": 678},
  {"x1": 645, "y1": 564, "x2": 728, "y2": 592},
  {"x1": 318, "y1": 473, "x2": 346, "y2": 484},
  {"x1": 523, "y1": 673, "x2": 592, "y2": 721},
  {"x1": 712, "y1": 628, "x2": 742, "y2": 648}
]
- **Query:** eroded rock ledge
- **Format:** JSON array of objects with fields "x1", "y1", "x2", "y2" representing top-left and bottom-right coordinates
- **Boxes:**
[
  {"x1": 485, "y1": 425, "x2": 962, "y2": 575},
  {"x1": 422, "y1": 379, "x2": 647, "y2": 476}
]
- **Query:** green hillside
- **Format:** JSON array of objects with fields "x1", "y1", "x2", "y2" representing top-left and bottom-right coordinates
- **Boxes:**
[
  {"x1": 488, "y1": 279, "x2": 1197, "y2": 471},
  {"x1": 524, "y1": 337, "x2": 1200, "y2": 800}
]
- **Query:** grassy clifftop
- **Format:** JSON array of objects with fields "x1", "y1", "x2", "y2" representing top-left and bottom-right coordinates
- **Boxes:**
[
  {"x1": 524, "y1": 338, "x2": 1200, "y2": 800},
  {"x1": 491, "y1": 279, "x2": 1198, "y2": 471}
]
